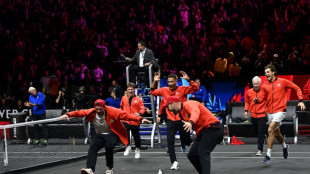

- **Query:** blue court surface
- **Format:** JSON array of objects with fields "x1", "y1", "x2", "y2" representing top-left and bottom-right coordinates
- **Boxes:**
[{"x1": 14, "y1": 138, "x2": 309, "y2": 174}]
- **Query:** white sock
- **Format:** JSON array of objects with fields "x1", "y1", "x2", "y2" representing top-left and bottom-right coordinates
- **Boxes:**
[
  {"x1": 282, "y1": 142, "x2": 287, "y2": 148},
  {"x1": 267, "y1": 149, "x2": 272, "y2": 157}
]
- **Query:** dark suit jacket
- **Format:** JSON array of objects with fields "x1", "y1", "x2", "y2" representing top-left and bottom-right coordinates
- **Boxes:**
[{"x1": 131, "y1": 48, "x2": 157, "y2": 66}]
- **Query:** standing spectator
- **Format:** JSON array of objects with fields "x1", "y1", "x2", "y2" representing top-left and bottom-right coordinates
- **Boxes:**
[
  {"x1": 40, "y1": 70, "x2": 51, "y2": 94},
  {"x1": 24, "y1": 87, "x2": 48, "y2": 145},
  {"x1": 42, "y1": 87, "x2": 53, "y2": 109},
  {"x1": 72, "y1": 86, "x2": 89, "y2": 109},
  {"x1": 121, "y1": 82, "x2": 145, "y2": 159},
  {"x1": 55, "y1": 88, "x2": 70, "y2": 110},
  {"x1": 48, "y1": 75, "x2": 61, "y2": 107}
]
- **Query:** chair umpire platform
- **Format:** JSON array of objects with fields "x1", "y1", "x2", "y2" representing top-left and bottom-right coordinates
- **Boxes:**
[{"x1": 126, "y1": 60, "x2": 163, "y2": 148}]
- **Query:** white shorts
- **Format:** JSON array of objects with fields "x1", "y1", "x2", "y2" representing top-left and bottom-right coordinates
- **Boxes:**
[{"x1": 267, "y1": 112, "x2": 286, "y2": 123}]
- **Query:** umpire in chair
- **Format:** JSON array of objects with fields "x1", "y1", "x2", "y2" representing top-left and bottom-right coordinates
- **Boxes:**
[{"x1": 126, "y1": 41, "x2": 157, "y2": 88}]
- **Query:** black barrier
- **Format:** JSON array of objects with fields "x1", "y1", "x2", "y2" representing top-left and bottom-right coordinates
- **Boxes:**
[{"x1": 9, "y1": 112, "x2": 28, "y2": 144}]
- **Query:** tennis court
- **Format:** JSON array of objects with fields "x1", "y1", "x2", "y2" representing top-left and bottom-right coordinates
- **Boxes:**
[{"x1": 2, "y1": 137, "x2": 309, "y2": 174}]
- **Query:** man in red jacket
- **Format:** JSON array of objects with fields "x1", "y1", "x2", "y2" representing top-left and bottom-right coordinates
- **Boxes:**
[
  {"x1": 150, "y1": 71, "x2": 199, "y2": 170},
  {"x1": 256, "y1": 64, "x2": 306, "y2": 164},
  {"x1": 59, "y1": 99, "x2": 151, "y2": 174},
  {"x1": 120, "y1": 82, "x2": 145, "y2": 159},
  {"x1": 244, "y1": 76, "x2": 267, "y2": 156},
  {"x1": 163, "y1": 96, "x2": 223, "y2": 174}
]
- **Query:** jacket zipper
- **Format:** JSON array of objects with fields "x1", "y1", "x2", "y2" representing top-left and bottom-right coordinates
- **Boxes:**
[
  {"x1": 254, "y1": 92, "x2": 257, "y2": 118},
  {"x1": 272, "y1": 82, "x2": 274, "y2": 113}
]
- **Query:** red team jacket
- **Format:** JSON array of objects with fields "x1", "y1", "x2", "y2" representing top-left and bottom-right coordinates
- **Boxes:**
[
  {"x1": 66, "y1": 106, "x2": 142, "y2": 145},
  {"x1": 150, "y1": 81, "x2": 199, "y2": 121},
  {"x1": 120, "y1": 95, "x2": 145, "y2": 126},
  {"x1": 258, "y1": 78, "x2": 303, "y2": 114},
  {"x1": 181, "y1": 100, "x2": 220, "y2": 135},
  {"x1": 244, "y1": 89, "x2": 266, "y2": 118}
]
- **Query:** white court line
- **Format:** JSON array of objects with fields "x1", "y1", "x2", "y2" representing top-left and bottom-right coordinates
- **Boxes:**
[
  {"x1": 113, "y1": 156, "x2": 310, "y2": 159},
  {"x1": 116, "y1": 151, "x2": 310, "y2": 154},
  {"x1": 9, "y1": 152, "x2": 88, "y2": 154},
  {"x1": 8, "y1": 151, "x2": 310, "y2": 154}
]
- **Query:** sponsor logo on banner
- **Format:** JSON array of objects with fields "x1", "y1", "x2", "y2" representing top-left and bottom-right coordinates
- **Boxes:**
[{"x1": 0, "y1": 109, "x2": 28, "y2": 121}]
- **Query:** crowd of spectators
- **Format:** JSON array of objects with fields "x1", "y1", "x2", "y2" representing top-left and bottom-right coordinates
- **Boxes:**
[{"x1": 0, "y1": 0, "x2": 309, "y2": 110}]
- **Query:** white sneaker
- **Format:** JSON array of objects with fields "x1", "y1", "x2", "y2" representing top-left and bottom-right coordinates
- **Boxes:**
[
  {"x1": 81, "y1": 168, "x2": 94, "y2": 174},
  {"x1": 170, "y1": 161, "x2": 179, "y2": 170},
  {"x1": 256, "y1": 150, "x2": 262, "y2": 156},
  {"x1": 135, "y1": 148, "x2": 141, "y2": 159},
  {"x1": 124, "y1": 146, "x2": 131, "y2": 156},
  {"x1": 106, "y1": 168, "x2": 113, "y2": 174}
]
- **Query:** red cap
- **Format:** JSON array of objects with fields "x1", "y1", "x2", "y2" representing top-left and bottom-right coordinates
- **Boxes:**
[
  {"x1": 94, "y1": 99, "x2": 105, "y2": 107},
  {"x1": 162, "y1": 96, "x2": 181, "y2": 107}
]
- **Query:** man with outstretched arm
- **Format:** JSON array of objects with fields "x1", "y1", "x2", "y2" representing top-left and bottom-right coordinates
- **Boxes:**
[
  {"x1": 59, "y1": 99, "x2": 151, "y2": 174},
  {"x1": 150, "y1": 71, "x2": 199, "y2": 170},
  {"x1": 255, "y1": 64, "x2": 306, "y2": 164},
  {"x1": 163, "y1": 96, "x2": 223, "y2": 174}
]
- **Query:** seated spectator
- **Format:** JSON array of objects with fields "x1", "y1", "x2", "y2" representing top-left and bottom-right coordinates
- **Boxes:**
[
  {"x1": 91, "y1": 64, "x2": 104, "y2": 87},
  {"x1": 104, "y1": 91, "x2": 121, "y2": 108},
  {"x1": 189, "y1": 78, "x2": 207, "y2": 105},
  {"x1": 16, "y1": 99, "x2": 28, "y2": 112},
  {"x1": 270, "y1": 54, "x2": 284, "y2": 75},
  {"x1": 108, "y1": 80, "x2": 124, "y2": 99}
]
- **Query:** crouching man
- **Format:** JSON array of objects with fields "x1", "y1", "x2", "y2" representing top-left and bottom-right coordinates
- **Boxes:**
[{"x1": 163, "y1": 96, "x2": 223, "y2": 174}]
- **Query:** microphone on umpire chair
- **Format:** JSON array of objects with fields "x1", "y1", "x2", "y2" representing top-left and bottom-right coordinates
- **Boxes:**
[{"x1": 120, "y1": 54, "x2": 126, "y2": 60}]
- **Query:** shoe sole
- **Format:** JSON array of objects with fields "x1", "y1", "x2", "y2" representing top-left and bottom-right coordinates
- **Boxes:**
[
  {"x1": 261, "y1": 160, "x2": 270, "y2": 164},
  {"x1": 124, "y1": 152, "x2": 130, "y2": 156},
  {"x1": 81, "y1": 171, "x2": 89, "y2": 174}
]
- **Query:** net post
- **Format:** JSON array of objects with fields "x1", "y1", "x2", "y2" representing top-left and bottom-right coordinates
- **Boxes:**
[{"x1": 3, "y1": 128, "x2": 8, "y2": 166}]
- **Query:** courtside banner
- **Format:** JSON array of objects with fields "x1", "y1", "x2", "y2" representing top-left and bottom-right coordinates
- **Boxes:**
[
  {"x1": 291, "y1": 75, "x2": 310, "y2": 100},
  {"x1": 0, "y1": 109, "x2": 28, "y2": 121}
]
